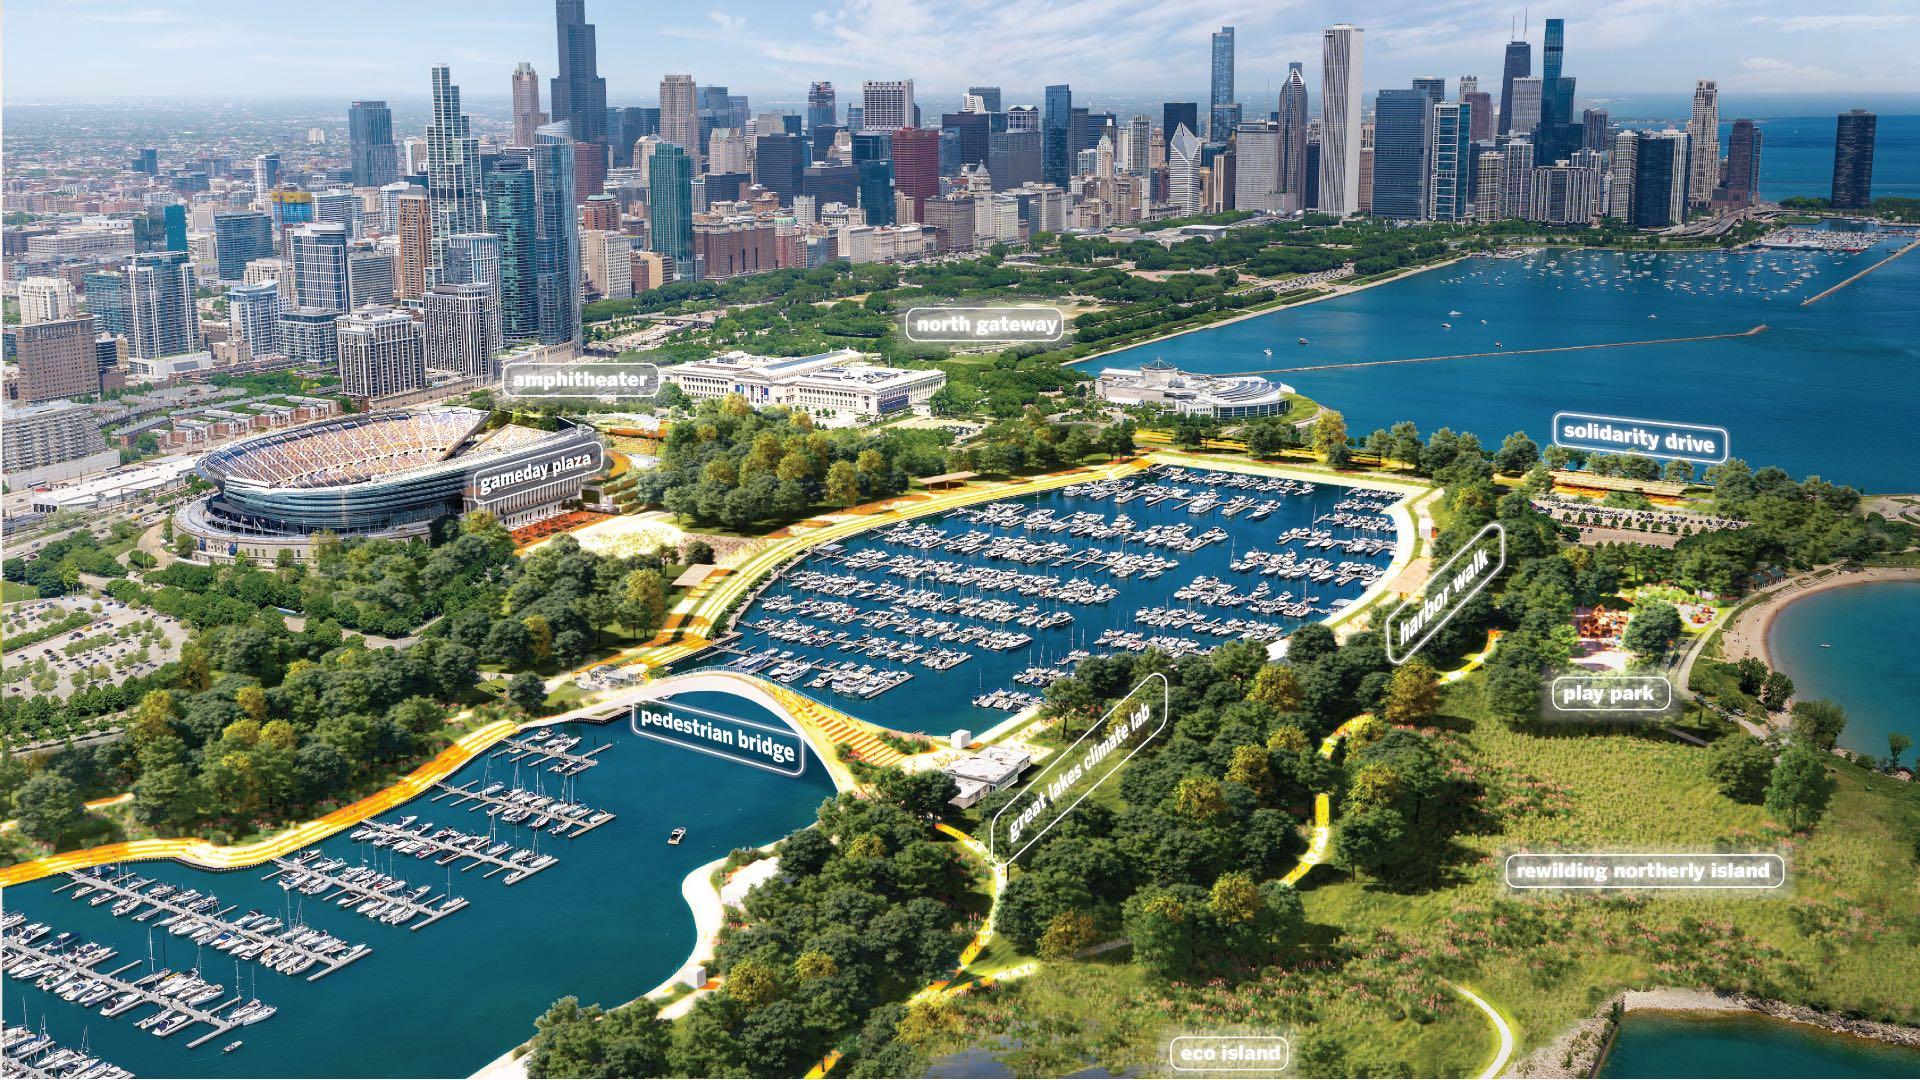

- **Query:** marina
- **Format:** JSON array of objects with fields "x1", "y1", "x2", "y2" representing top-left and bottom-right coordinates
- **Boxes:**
[
  {"x1": 262, "y1": 851, "x2": 470, "y2": 931},
  {"x1": 4, "y1": 1023, "x2": 136, "y2": 1079},
  {"x1": 428, "y1": 779, "x2": 615, "y2": 838},
  {"x1": 726, "y1": 464, "x2": 1403, "y2": 732},
  {"x1": 485, "y1": 728, "x2": 612, "y2": 775},
  {"x1": 345, "y1": 818, "x2": 558, "y2": 885},
  {"x1": 2, "y1": 914, "x2": 277, "y2": 1053}
]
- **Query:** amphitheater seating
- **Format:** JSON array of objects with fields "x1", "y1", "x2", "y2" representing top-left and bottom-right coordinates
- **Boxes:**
[{"x1": 202, "y1": 409, "x2": 489, "y2": 489}]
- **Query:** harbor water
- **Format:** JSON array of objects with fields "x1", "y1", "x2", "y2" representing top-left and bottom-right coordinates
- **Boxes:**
[
  {"x1": 1766, "y1": 581, "x2": 1920, "y2": 760},
  {"x1": 0, "y1": 692, "x2": 835, "y2": 1078},
  {"x1": 1600, "y1": 1011, "x2": 1920, "y2": 1078}
]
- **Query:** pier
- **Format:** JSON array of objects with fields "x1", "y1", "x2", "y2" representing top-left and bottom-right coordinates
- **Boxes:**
[
  {"x1": 428, "y1": 780, "x2": 615, "y2": 838},
  {"x1": 1800, "y1": 238, "x2": 1919, "y2": 306},
  {"x1": 263, "y1": 851, "x2": 470, "y2": 930},
  {"x1": 348, "y1": 819, "x2": 557, "y2": 885},
  {"x1": 487, "y1": 730, "x2": 612, "y2": 775},
  {"x1": 3, "y1": 1025, "x2": 136, "y2": 1078},
  {"x1": 1219, "y1": 324, "x2": 1771, "y2": 376},
  {"x1": 1, "y1": 928, "x2": 264, "y2": 1051},
  {"x1": 54, "y1": 867, "x2": 370, "y2": 982}
]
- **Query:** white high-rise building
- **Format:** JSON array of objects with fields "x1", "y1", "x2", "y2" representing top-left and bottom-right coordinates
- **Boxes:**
[
  {"x1": 580, "y1": 229, "x2": 633, "y2": 300},
  {"x1": 289, "y1": 223, "x2": 351, "y2": 312},
  {"x1": 1687, "y1": 80, "x2": 1720, "y2": 208},
  {"x1": 228, "y1": 280, "x2": 283, "y2": 360},
  {"x1": 1318, "y1": 24, "x2": 1364, "y2": 215},
  {"x1": 1502, "y1": 140, "x2": 1536, "y2": 222},
  {"x1": 1508, "y1": 77, "x2": 1543, "y2": 135},
  {"x1": 17, "y1": 277, "x2": 77, "y2": 325},
  {"x1": 659, "y1": 75, "x2": 701, "y2": 172},
  {"x1": 337, "y1": 306, "x2": 426, "y2": 399},
  {"x1": 424, "y1": 283, "x2": 499, "y2": 378},
  {"x1": 1232, "y1": 124, "x2": 1282, "y2": 213},
  {"x1": 1608, "y1": 130, "x2": 1638, "y2": 220},
  {"x1": 1168, "y1": 124, "x2": 1203, "y2": 213},
  {"x1": 1474, "y1": 151, "x2": 1506, "y2": 220},
  {"x1": 860, "y1": 80, "x2": 915, "y2": 130}
]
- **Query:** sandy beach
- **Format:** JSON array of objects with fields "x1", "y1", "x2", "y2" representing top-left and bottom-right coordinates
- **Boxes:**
[{"x1": 1716, "y1": 565, "x2": 1920, "y2": 668}]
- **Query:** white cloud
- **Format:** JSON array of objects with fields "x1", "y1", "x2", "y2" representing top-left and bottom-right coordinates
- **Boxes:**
[{"x1": 1770, "y1": 13, "x2": 1919, "y2": 31}]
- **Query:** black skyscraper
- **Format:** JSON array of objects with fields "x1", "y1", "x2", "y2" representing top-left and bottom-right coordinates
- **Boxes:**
[
  {"x1": 1163, "y1": 102, "x2": 1199, "y2": 142},
  {"x1": 1498, "y1": 40, "x2": 1530, "y2": 135},
  {"x1": 1831, "y1": 110, "x2": 1876, "y2": 210},
  {"x1": 551, "y1": 0, "x2": 608, "y2": 145},
  {"x1": 349, "y1": 100, "x2": 398, "y2": 187}
]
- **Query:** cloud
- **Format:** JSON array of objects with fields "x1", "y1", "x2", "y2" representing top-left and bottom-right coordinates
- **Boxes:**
[
  {"x1": 1769, "y1": 13, "x2": 1919, "y2": 31},
  {"x1": 709, "y1": 11, "x2": 746, "y2": 33}
]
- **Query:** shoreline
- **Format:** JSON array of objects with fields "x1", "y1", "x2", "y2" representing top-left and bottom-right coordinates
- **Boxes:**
[
  {"x1": 1512, "y1": 988, "x2": 1920, "y2": 1078},
  {"x1": 1718, "y1": 566, "x2": 1920, "y2": 670},
  {"x1": 1069, "y1": 256, "x2": 1466, "y2": 370}
]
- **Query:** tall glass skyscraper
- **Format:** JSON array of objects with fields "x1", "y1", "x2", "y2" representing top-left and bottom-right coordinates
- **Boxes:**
[
  {"x1": 1371, "y1": 88, "x2": 1430, "y2": 220},
  {"x1": 851, "y1": 131, "x2": 896, "y2": 226},
  {"x1": 483, "y1": 160, "x2": 540, "y2": 341},
  {"x1": 807, "y1": 82, "x2": 836, "y2": 132},
  {"x1": 1318, "y1": 24, "x2": 1365, "y2": 215},
  {"x1": 532, "y1": 124, "x2": 582, "y2": 345},
  {"x1": 1831, "y1": 109, "x2": 1876, "y2": 210},
  {"x1": 126, "y1": 251, "x2": 202, "y2": 360},
  {"x1": 162, "y1": 204, "x2": 187, "y2": 252},
  {"x1": 1428, "y1": 101, "x2": 1471, "y2": 221},
  {"x1": 1277, "y1": 64, "x2": 1310, "y2": 212},
  {"x1": 349, "y1": 100, "x2": 400, "y2": 187},
  {"x1": 426, "y1": 66, "x2": 485, "y2": 287},
  {"x1": 290, "y1": 223, "x2": 351, "y2": 312},
  {"x1": 1043, "y1": 85, "x2": 1072, "y2": 186},
  {"x1": 1499, "y1": 39, "x2": 1531, "y2": 135},
  {"x1": 551, "y1": 0, "x2": 608, "y2": 145},
  {"x1": 1209, "y1": 27, "x2": 1236, "y2": 140},
  {"x1": 213, "y1": 210, "x2": 274, "y2": 283},
  {"x1": 647, "y1": 142, "x2": 694, "y2": 277}
]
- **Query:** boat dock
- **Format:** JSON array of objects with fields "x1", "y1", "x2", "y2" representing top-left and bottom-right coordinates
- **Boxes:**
[
  {"x1": 429, "y1": 780, "x2": 615, "y2": 839},
  {"x1": 2, "y1": 1024, "x2": 135, "y2": 1080},
  {"x1": 263, "y1": 851, "x2": 470, "y2": 931},
  {"x1": 487, "y1": 730, "x2": 612, "y2": 775},
  {"x1": 1, "y1": 929, "x2": 258, "y2": 1051},
  {"x1": 348, "y1": 819, "x2": 557, "y2": 885},
  {"x1": 54, "y1": 867, "x2": 370, "y2": 982}
]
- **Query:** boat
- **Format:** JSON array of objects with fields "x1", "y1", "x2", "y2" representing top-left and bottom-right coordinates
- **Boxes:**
[
  {"x1": 224, "y1": 1041, "x2": 244, "y2": 1053},
  {"x1": 1297, "y1": 337, "x2": 1308, "y2": 345},
  {"x1": 667, "y1": 827, "x2": 686, "y2": 846}
]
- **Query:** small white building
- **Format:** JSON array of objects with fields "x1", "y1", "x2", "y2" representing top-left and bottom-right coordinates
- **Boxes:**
[
  {"x1": 943, "y1": 743, "x2": 1034, "y2": 809},
  {"x1": 1095, "y1": 359, "x2": 1293, "y2": 419},
  {"x1": 663, "y1": 349, "x2": 945, "y2": 419}
]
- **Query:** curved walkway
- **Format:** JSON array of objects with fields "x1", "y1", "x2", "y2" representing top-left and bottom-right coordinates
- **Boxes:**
[{"x1": 1446, "y1": 980, "x2": 1516, "y2": 1079}]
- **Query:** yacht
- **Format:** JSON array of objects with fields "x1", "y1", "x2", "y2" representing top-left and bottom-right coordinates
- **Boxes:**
[{"x1": 667, "y1": 827, "x2": 687, "y2": 846}]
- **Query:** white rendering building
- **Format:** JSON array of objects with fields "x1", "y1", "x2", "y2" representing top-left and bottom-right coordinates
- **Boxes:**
[
  {"x1": 662, "y1": 349, "x2": 945, "y2": 418},
  {"x1": 1096, "y1": 360, "x2": 1294, "y2": 419},
  {"x1": 1318, "y1": 23, "x2": 1364, "y2": 215}
]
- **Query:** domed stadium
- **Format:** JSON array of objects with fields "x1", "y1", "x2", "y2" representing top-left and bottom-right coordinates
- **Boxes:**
[{"x1": 178, "y1": 408, "x2": 604, "y2": 563}]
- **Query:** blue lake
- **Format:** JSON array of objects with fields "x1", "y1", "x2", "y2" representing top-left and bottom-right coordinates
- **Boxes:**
[
  {"x1": 1767, "y1": 581, "x2": 1920, "y2": 760},
  {"x1": 1080, "y1": 230, "x2": 1920, "y2": 493},
  {"x1": 0, "y1": 693, "x2": 835, "y2": 1078},
  {"x1": 1601, "y1": 1011, "x2": 1920, "y2": 1078}
]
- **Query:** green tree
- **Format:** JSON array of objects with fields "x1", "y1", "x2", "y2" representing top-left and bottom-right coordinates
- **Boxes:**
[
  {"x1": 1789, "y1": 699, "x2": 1848, "y2": 751},
  {"x1": 15, "y1": 773, "x2": 84, "y2": 844},
  {"x1": 1765, "y1": 741, "x2": 1836, "y2": 830},
  {"x1": 508, "y1": 673, "x2": 549, "y2": 715},
  {"x1": 1382, "y1": 659, "x2": 1439, "y2": 724},
  {"x1": 1706, "y1": 734, "x2": 1774, "y2": 803},
  {"x1": 1311, "y1": 409, "x2": 1349, "y2": 466},
  {"x1": 1621, "y1": 601, "x2": 1683, "y2": 656},
  {"x1": 1759, "y1": 670, "x2": 1795, "y2": 711},
  {"x1": 1890, "y1": 732, "x2": 1912, "y2": 769},
  {"x1": 826, "y1": 460, "x2": 860, "y2": 505}
]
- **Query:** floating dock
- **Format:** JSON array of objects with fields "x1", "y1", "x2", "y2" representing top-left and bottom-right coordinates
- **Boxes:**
[
  {"x1": 348, "y1": 819, "x2": 557, "y2": 885},
  {"x1": 487, "y1": 732, "x2": 612, "y2": 775},
  {"x1": 262, "y1": 851, "x2": 469, "y2": 931},
  {"x1": 429, "y1": 780, "x2": 615, "y2": 839},
  {"x1": 1, "y1": 927, "x2": 263, "y2": 1051}
]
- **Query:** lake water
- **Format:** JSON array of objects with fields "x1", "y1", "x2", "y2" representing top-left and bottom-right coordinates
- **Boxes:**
[
  {"x1": 728, "y1": 465, "x2": 1400, "y2": 736},
  {"x1": 1728, "y1": 115, "x2": 1920, "y2": 204},
  {"x1": 1601, "y1": 1011, "x2": 1920, "y2": 1078},
  {"x1": 1767, "y1": 581, "x2": 1920, "y2": 760},
  {"x1": 1080, "y1": 229, "x2": 1920, "y2": 493},
  {"x1": 0, "y1": 692, "x2": 835, "y2": 1078}
]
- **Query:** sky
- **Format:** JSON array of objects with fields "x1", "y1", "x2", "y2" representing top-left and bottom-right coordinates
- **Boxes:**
[{"x1": 4, "y1": 0, "x2": 1919, "y2": 104}]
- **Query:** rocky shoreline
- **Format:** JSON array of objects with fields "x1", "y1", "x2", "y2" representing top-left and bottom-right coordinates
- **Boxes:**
[{"x1": 1506, "y1": 988, "x2": 1920, "y2": 1078}]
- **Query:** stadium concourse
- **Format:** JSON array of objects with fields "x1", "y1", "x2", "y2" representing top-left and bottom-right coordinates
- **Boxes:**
[{"x1": 175, "y1": 407, "x2": 607, "y2": 564}]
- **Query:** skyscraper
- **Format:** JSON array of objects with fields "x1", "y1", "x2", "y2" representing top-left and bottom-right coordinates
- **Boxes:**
[
  {"x1": 943, "y1": 112, "x2": 991, "y2": 172},
  {"x1": 163, "y1": 204, "x2": 187, "y2": 252},
  {"x1": 1631, "y1": 130, "x2": 1689, "y2": 228},
  {"x1": 349, "y1": 248, "x2": 395, "y2": 309},
  {"x1": 1581, "y1": 109, "x2": 1612, "y2": 151},
  {"x1": 807, "y1": 82, "x2": 836, "y2": 132},
  {"x1": 1163, "y1": 103, "x2": 1199, "y2": 148},
  {"x1": 649, "y1": 142, "x2": 694, "y2": 273},
  {"x1": 1543, "y1": 19, "x2": 1565, "y2": 80},
  {"x1": 337, "y1": 307, "x2": 426, "y2": 398},
  {"x1": 1509, "y1": 77, "x2": 1543, "y2": 137},
  {"x1": 891, "y1": 127, "x2": 940, "y2": 221},
  {"x1": 1319, "y1": 24, "x2": 1364, "y2": 216},
  {"x1": 551, "y1": 0, "x2": 608, "y2": 146},
  {"x1": 532, "y1": 124, "x2": 583, "y2": 344},
  {"x1": 1687, "y1": 80, "x2": 1720, "y2": 208},
  {"x1": 13, "y1": 317, "x2": 99, "y2": 403},
  {"x1": 253, "y1": 153, "x2": 281, "y2": 206},
  {"x1": 512, "y1": 63, "x2": 548, "y2": 147},
  {"x1": 228, "y1": 281, "x2": 282, "y2": 360},
  {"x1": 349, "y1": 100, "x2": 399, "y2": 187},
  {"x1": 1498, "y1": 38, "x2": 1531, "y2": 135},
  {"x1": 396, "y1": 190, "x2": 431, "y2": 301},
  {"x1": 1831, "y1": 110, "x2": 1876, "y2": 209},
  {"x1": 1168, "y1": 124, "x2": 1202, "y2": 213},
  {"x1": 1371, "y1": 88, "x2": 1430, "y2": 220},
  {"x1": 1043, "y1": 85, "x2": 1072, "y2": 187},
  {"x1": 213, "y1": 210, "x2": 273, "y2": 282},
  {"x1": 861, "y1": 81, "x2": 914, "y2": 131},
  {"x1": 659, "y1": 75, "x2": 701, "y2": 172},
  {"x1": 84, "y1": 271, "x2": 129, "y2": 338},
  {"x1": 1429, "y1": 101, "x2": 1471, "y2": 221},
  {"x1": 1462, "y1": 78, "x2": 1493, "y2": 144},
  {"x1": 851, "y1": 131, "x2": 896, "y2": 226},
  {"x1": 425, "y1": 283, "x2": 500, "y2": 377},
  {"x1": 1232, "y1": 123, "x2": 1281, "y2": 213},
  {"x1": 483, "y1": 160, "x2": 540, "y2": 342},
  {"x1": 290, "y1": 223, "x2": 351, "y2": 312},
  {"x1": 1722, "y1": 119, "x2": 1762, "y2": 206},
  {"x1": 1277, "y1": 64, "x2": 1310, "y2": 211},
  {"x1": 425, "y1": 66, "x2": 485, "y2": 287},
  {"x1": 1209, "y1": 27, "x2": 1236, "y2": 139},
  {"x1": 126, "y1": 251, "x2": 202, "y2": 360},
  {"x1": 968, "y1": 87, "x2": 1003, "y2": 114}
]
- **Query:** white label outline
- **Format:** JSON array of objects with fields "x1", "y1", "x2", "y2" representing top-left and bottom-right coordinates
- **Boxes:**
[
  {"x1": 630, "y1": 698, "x2": 808, "y2": 778},
  {"x1": 1383, "y1": 521, "x2": 1506, "y2": 666},
  {"x1": 988, "y1": 673, "x2": 1170, "y2": 864},
  {"x1": 901, "y1": 305, "x2": 1068, "y2": 343},
  {"x1": 1547, "y1": 674, "x2": 1675, "y2": 713},
  {"x1": 1504, "y1": 852, "x2": 1787, "y2": 890},
  {"x1": 1169, "y1": 1036, "x2": 1293, "y2": 1074},
  {"x1": 1550, "y1": 410, "x2": 1732, "y2": 465}
]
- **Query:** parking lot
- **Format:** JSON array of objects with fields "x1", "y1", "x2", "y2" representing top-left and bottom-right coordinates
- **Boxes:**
[{"x1": 1, "y1": 594, "x2": 188, "y2": 699}]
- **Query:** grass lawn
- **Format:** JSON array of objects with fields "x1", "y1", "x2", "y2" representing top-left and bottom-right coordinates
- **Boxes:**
[
  {"x1": 1, "y1": 582, "x2": 40, "y2": 603},
  {"x1": 915, "y1": 672, "x2": 1920, "y2": 1077}
]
